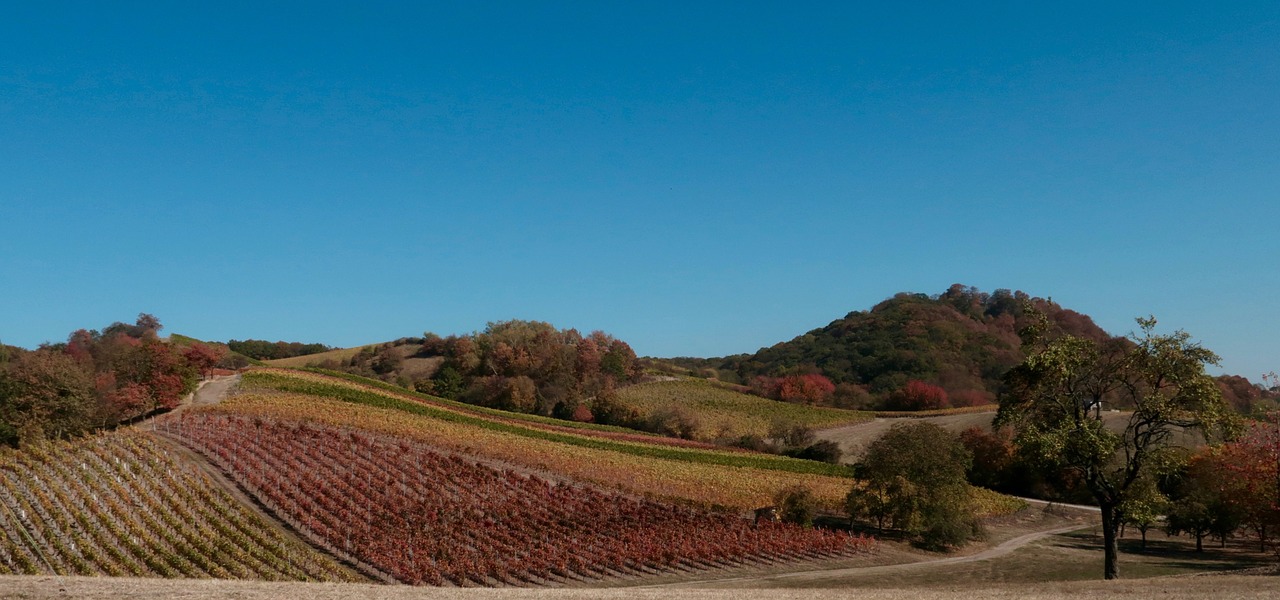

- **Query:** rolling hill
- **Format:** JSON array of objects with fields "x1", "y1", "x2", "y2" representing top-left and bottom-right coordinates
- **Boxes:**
[{"x1": 677, "y1": 285, "x2": 1110, "y2": 407}]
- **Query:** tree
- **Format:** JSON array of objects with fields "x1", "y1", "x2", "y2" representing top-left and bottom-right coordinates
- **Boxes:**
[
  {"x1": 959, "y1": 426, "x2": 1016, "y2": 490},
  {"x1": 845, "y1": 474, "x2": 909, "y2": 534},
  {"x1": 1119, "y1": 471, "x2": 1168, "y2": 550},
  {"x1": 848, "y1": 421, "x2": 981, "y2": 549},
  {"x1": 182, "y1": 343, "x2": 225, "y2": 379},
  {"x1": 887, "y1": 380, "x2": 950, "y2": 411},
  {"x1": 0, "y1": 350, "x2": 96, "y2": 443},
  {"x1": 1217, "y1": 418, "x2": 1280, "y2": 553},
  {"x1": 1164, "y1": 450, "x2": 1242, "y2": 552},
  {"x1": 774, "y1": 374, "x2": 836, "y2": 405},
  {"x1": 997, "y1": 314, "x2": 1237, "y2": 579}
]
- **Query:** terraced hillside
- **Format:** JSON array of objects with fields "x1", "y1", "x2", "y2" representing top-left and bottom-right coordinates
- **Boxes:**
[{"x1": 0, "y1": 429, "x2": 359, "y2": 581}]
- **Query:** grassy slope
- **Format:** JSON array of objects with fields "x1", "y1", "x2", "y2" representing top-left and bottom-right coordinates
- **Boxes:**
[
  {"x1": 617, "y1": 378, "x2": 873, "y2": 440},
  {"x1": 263, "y1": 346, "x2": 374, "y2": 368}
]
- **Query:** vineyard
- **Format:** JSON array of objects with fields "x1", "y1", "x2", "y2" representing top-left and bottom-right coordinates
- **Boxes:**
[
  {"x1": 286, "y1": 368, "x2": 735, "y2": 453},
  {"x1": 210, "y1": 371, "x2": 860, "y2": 510},
  {"x1": 0, "y1": 429, "x2": 358, "y2": 581},
  {"x1": 162, "y1": 413, "x2": 874, "y2": 586},
  {"x1": 617, "y1": 378, "x2": 873, "y2": 441}
]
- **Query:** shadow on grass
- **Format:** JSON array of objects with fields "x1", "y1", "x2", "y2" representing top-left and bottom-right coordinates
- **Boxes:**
[{"x1": 1051, "y1": 530, "x2": 1274, "y2": 573}]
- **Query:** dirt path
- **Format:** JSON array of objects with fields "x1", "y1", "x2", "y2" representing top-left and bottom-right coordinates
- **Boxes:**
[
  {"x1": 186, "y1": 373, "x2": 239, "y2": 409},
  {"x1": 642, "y1": 522, "x2": 1093, "y2": 589}
]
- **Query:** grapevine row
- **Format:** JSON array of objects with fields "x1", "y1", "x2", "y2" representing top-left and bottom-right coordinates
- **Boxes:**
[
  {"x1": 164, "y1": 413, "x2": 873, "y2": 586},
  {"x1": 0, "y1": 429, "x2": 358, "y2": 581}
]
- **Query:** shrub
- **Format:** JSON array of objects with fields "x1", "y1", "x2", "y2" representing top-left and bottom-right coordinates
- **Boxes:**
[
  {"x1": 788, "y1": 440, "x2": 844, "y2": 465},
  {"x1": 776, "y1": 486, "x2": 818, "y2": 527}
]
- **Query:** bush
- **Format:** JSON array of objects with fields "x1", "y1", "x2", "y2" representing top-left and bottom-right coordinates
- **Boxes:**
[
  {"x1": 644, "y1": 407, "x2": 702, "y2": 440},
  {"x1": 786, "y1": 440, "x2": 844, "y2": 464},
  {"x1": 775, "y1": 486, "x2": 817, "y2": 527}
]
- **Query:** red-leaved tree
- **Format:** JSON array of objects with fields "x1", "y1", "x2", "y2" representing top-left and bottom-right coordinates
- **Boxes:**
[
  {"x1": 774, "y1": 374, "x2": 837, "y2": 405},
  {"x1": 888, "y1": 380, "x2": 950, "y2": 411}
]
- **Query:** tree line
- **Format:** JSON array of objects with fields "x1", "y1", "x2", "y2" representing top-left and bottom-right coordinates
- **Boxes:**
[
  {"x1": 415, "y1": 320, "x2": 643, "y2": 423},
  {"x1": 0, "y1": 314, "x2": 223, "y2": 447},
  {"x1": 226, "y1": 339, "x2": 333, "y2": 361}
]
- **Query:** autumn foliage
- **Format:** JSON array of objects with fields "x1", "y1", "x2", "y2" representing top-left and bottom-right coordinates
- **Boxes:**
[
  {"x1": 421, "y1": 321, "x2": 642, "y2": 422},
  {"x1": 748, "y1": 373, "x2": 838, "y2": 407},
  {"x1": 886, "y1": 380, "x2": 950, "y2": 411},
  {"x1": 687, "y1": 285, "x2": 1117, "y2": 410},
  {"x1": 0, "y1": 314, "x2": 214, "y2": 447}
]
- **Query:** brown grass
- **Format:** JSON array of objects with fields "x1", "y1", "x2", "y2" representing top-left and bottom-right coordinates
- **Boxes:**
[{"x1": 3, "y1": 574, "x2": 1278, "y2": 599}]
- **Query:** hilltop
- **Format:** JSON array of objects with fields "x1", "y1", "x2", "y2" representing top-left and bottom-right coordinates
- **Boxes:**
[{"x1": 661, "y1": 285, "x2": 1271, "y2": 414}]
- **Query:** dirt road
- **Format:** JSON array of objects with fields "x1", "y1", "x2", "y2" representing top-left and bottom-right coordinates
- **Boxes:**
[
  {"x1": 645, "y1": 523, "x2": 1092, "y2": 589},
  {"x1": 187, "y1": 373, "x2": 239, "y2": 408}
]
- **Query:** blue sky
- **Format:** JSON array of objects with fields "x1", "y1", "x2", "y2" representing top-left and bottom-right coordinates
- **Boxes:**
[{"x1": 2, "y1": 2, "x2": 1277, "y2": 380}]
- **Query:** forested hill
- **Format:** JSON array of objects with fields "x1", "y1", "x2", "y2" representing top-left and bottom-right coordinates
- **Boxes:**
[{"x1": 672, "y1": 285, "x2": 1111, "y2": 409}]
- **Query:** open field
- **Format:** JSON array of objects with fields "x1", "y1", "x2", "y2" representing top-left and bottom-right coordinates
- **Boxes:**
[{"x1": 616, "y1": 379, "x2": 873, "y2": 441}]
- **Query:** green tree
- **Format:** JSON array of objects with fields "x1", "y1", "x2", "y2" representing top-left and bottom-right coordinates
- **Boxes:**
[
  {"x1": 998, "y1": 315, "x2": 1237, "y2": 579},
  {"x1": 1119, "y1": 471, "x2": 1168, "y2": 550},
  {"x1": 845, "y1": 475, "x2": 904, "y2": 533},
  {"x1": 848, "y1": 421, "x2": 982, "y2": 549}
]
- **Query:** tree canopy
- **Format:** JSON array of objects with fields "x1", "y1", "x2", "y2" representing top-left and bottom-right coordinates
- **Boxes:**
[
  {"x1": 680, "y1": 285, "x2": 1114, "y2": 410},
  {"x1": 422, "y1": 320, "x2": 642, "y2": 421},
  {"x1": 0, "y1": 314, "x2": 215, "y2": 447},
  {"x1": 997, "y1": 314, "x2": 1237, "y2": 579},
  {"x1": 846, "y1": 421, "x2": 982, "y2": 549}
]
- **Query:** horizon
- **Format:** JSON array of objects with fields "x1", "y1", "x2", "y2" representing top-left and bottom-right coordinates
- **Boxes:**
[{"x1": 2, "y1": 2, "x2": 1277, "y2": 381}]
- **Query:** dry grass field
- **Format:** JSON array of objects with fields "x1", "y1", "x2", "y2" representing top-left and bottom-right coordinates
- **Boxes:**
[{"x1": 3, "y1": 574, "x2": 1278, "y2": 600}]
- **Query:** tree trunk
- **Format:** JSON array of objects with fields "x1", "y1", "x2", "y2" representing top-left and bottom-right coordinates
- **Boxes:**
[
  {"x1": 1101, "y1": 504, "x2": 1120, "y2": 580},
  {"x1": 1140, "y1": 527, "x2": 1147, "y2": 550},
  {"x1": 1195, "y1": 531, "x2": 1204, "y2": 552}
]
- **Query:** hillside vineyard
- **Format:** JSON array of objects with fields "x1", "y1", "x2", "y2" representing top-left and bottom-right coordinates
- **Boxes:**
[{"x1": 164, "y1": 413, "x2": 873, "y2": 585}]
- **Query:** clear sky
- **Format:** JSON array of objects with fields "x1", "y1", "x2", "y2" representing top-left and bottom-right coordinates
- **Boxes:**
[{"x1": 2, "y1": 2, "x2": 1277, "y2": 380}]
